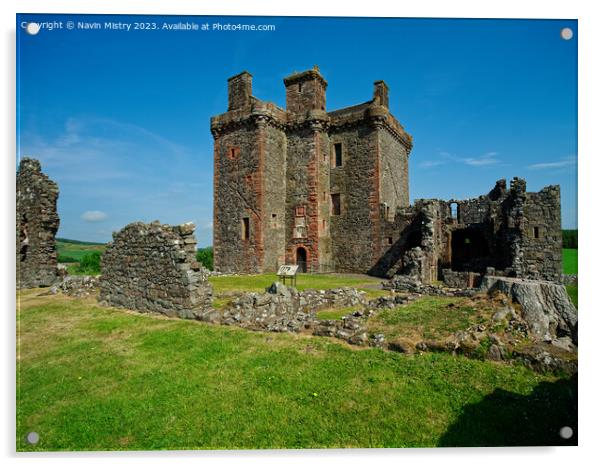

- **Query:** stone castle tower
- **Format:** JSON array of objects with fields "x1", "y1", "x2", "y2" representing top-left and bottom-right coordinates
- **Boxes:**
[
  {"x1": 211, "y1": 67, "x2": 562, "y2": 283},
  {"x1": 211, "y1": 66, "x2": 413, "y2": 273}
]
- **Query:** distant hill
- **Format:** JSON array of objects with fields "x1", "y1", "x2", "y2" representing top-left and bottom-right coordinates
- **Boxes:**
[
  {"x1": 56, "y1": 237, "x2": 106, "y2": 246},
  {"x1": 56, "y1": 238, "x2": 106, "y2": 263}
]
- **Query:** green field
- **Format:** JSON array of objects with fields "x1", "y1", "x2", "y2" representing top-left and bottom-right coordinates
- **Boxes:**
[
  {"x1": 56, "y1": 239, "x2": 105, "y2": 263},
  {"x1": 562, "y1": 249, "x2": 578, "y2": 307},
  {"x1": 17, "y1": 290, "x2": 576, "y2": 450},
  {"x1": 563, "y1": 248, "x2": 578, "y2": 275}
]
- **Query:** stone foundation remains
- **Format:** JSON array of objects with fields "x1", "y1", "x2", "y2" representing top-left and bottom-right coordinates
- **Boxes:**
[
  {"x1": 192, "y1": 283, "x2": 367, "y2": 333},
  {"x1": 16, "y1": 158, "x2": 60, "y2": 288},
  {"x1": 99, "y1": 221, "x2": 212, "y2": 316}
]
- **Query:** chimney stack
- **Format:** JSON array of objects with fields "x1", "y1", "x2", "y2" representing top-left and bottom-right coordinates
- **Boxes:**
[{"x1": 227, "y1": 71, "x2": 253, "y2": 111}]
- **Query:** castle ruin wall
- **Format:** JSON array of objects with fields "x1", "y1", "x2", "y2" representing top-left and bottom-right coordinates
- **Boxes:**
[
  {"x1": 99, "y1": 221, "x2": 212, "y2": 316},
  {"x1": 16, "y1": 158, "x2": 60, "y2": 288}
]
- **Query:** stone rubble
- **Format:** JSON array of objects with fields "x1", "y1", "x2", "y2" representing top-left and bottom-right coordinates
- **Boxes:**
[
  {"x1": 382, "y1": 275, "x2": 475, "y2": 297},
  {"x1": 48, "y1": 275, "x2": 100, "y2": 297}
]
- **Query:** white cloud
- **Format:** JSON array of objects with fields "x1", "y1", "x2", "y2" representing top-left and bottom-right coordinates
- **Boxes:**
[
  {"x1": 435, "y1": 150, "x2": 500, "y2": 167},
  {"x1": 462, "y1": 152, "x2": 500, "y2": 166},
  {"x1": 419, "y1": 160, "x2": 445, "y2": 168},
  {"x1": 81, "y1": 210, "x2": 108, "y2": 222},
  {"x1": 528, "y1": 155, "x2": 577, "y2": 170}
]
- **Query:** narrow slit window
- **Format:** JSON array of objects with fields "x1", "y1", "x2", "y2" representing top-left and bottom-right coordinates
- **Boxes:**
[
  {"x1": 334, "y1": 143, "x2": 343, "y2": 167},
  {"x1": 331, "y1": 193, "x2": 341, "y2": 215},
  {"x1": 387, "y1": 237, "x2": 393, "y2": 245},
  {"x1": 242, "y1": 217, "x2": 250, "y2": 240},
  {"x1": 533, "y1": 226, "x2": 540, "y2": 239},
  {"x1": 228, "y1": 147, "x2": 239, "y2": 160}
]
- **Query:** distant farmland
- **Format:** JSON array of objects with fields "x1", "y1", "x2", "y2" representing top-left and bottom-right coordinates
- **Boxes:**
[{"x1": 56, "y1": 238, "x2": 106, "y2": 263}]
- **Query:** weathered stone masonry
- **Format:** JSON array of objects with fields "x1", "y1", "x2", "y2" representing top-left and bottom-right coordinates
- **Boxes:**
[
  {"x1": 212, "y1": 67, "x2": 412, "y2": 274},
  {"x1": 99, "y1": 221, "x2": 212, "y2": 317},
  {"x1": 16, "y1": 158, "x2": 60, "y2": 288},
  {"x1": 212, "y1": 67, "x2": 563, "y2": 284},
  {"x1": 374, "y1": 177, "x2": 563, "y2": 283}
]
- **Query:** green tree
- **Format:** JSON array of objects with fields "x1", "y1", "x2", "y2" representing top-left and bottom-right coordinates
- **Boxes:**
[
  {"x1": 196, "y1": 247, "x2": 214, "y2": 271},
  {"x1": 562, "y1": 230, "x2": 578, "y2": 249}
]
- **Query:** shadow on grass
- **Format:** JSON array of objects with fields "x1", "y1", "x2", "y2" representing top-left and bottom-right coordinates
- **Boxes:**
[{"x1": 438, "y1": 374, "x2": 577, "y2": 447}]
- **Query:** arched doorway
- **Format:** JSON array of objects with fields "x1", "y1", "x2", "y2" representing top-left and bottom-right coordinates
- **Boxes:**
[{"x1": 296, "y1": 247, "x2": 308, "y2": 273}]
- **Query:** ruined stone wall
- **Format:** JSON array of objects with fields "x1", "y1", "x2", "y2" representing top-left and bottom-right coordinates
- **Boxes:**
[
  {"x1": 371, "y1": 207, "x2": 417, "y2": 277},
  {"x1": 99, "y1": 221, "x2": 212, "y2": 316},
  {"x1": 520, "y1": 186, "x2": 562, "y2": 281},
  {"x1": 370, "y1": 199, "x2": 444, "y2": 279},
  {"x1": 16, "y1": 158, "x2": 60, "y2": 288},
  {"x1": 213, "y1": 123, "x2": 263, "y2": 273},
  {"x1": 329, "y1": 123, "x2": 379, "y2": 272}
]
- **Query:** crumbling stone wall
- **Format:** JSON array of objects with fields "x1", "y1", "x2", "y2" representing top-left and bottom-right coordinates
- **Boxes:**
[
  {"x1": 99, "y1": 221, "x2": 212, "y2": 317},
  {"x1": 16, "y1": 157, "x2": 60, "y2": 288},
  {"x1": 521, "y1": 186, "x2": 562, "y2": 280},
  {"x1": 374, "y1": 178, "x2": 562, "y2": 283}
]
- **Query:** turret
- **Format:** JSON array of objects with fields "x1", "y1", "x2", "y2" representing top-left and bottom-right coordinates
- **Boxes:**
[
  {"x1": 373, "y1": 80, "x2": 389, "y2": 108},
  {"x1": 283, "y1": 65, "x2": 327, "y2": 114}
]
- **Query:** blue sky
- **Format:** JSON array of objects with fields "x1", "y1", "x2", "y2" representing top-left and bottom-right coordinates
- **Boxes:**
[{"x1": 16, "y1": 14, "x2": 577, "y2": 246}]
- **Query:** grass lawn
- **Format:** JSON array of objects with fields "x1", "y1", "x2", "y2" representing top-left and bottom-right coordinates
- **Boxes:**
[
  {"x1": 316, "y1": 306, "x2": 362, "y2": 321},
  {"x1": 563, "y1": 249, "x2": 577, "y2": 275},
  {"x1": 562, "y1": 249, "x2": 578, "y2": 308},
  {"x1": 17, "y1": 290, "x2": 576, "y2": 450},
  {"x1": 209, "y1": 273, "x2": 386, "y2": 298},
  {"x1": 366, "y1": 296, "x2": 492, "y2": 342}
]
